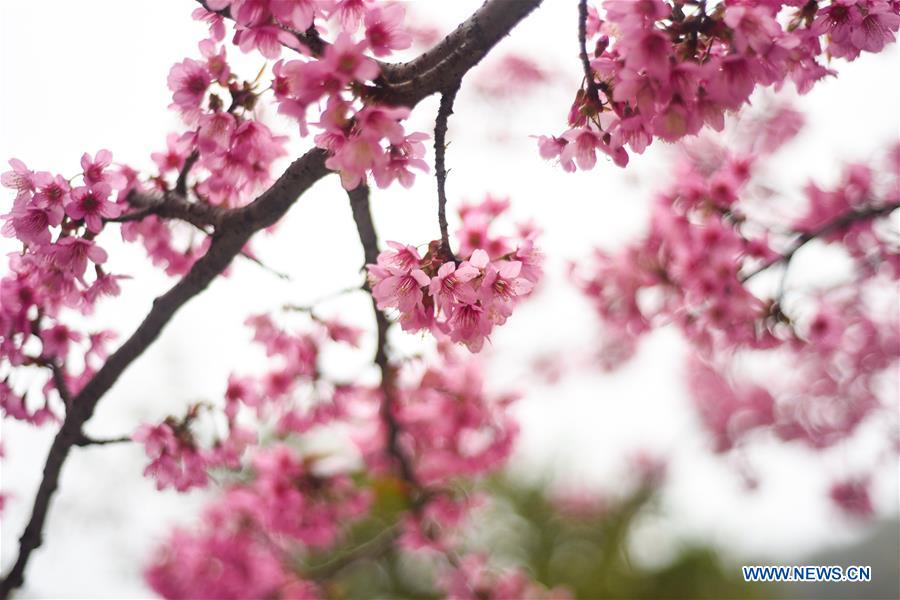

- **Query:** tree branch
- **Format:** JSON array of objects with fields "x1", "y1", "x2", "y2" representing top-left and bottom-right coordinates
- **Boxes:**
[
  {"x1": 578, "y1": 0, "x2": 602, "y2": 109},
  {"x1": 73, "y1": 434, "x2": 132, "y2": 447},
  {"x1": 111, "y1": 190, "x2": 231, "y2": 230},
  {"x1": 174, "y1": 150, "x2": 200, "y2": 196},
  {"x1": 1, "y1": 0, "x2": 544, "y2": 593},
  {"x1": 741, "y1": 202, "x2": 900, "y2": 282},
  {"x1": 0, "y1": 149, "x2": 328, "y2": 598},
  {"x1": 347, "y1": 185, "x2": 421, "y2": 492},
  {"x1": 434, "y1": 83, "x2": 461, "y2": 260}
]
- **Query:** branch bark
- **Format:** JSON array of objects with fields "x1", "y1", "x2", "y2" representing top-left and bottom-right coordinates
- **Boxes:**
[
  {"x1": 434, "y1": 83, "x2": 461, "y2": 260},
  {"x1": 1, "y1": 0, "x2": 543, "y2": 594},
  {"x1": 347, "y1": 185, "x2": 420, "y2": 491},
  {"x1": 741, "y1": 202, "x2": 900, "y2": 282}
]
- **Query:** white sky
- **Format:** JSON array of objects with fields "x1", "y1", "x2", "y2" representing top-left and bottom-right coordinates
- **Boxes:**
[{"x1": 1, "y1": 1, "x2": 898, "y2": 597}]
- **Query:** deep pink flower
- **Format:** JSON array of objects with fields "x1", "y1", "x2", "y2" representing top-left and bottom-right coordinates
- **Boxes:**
[
  {"x1": 32, "y1": 173, "x2": 70, "y2": 210},
  {"x1": 829, "y1": 478, "x2": 874, "y2": 518},
  {"x1": 81, "y1": 149, "x2": 126, "y2": 189},
  {"x1": 66, "y1": 183, "x2": 122, "y2": 233},
  {"x1": 850, "y1": 2, "x2": 900, "y2": 52},
  {"x1": 41, "y1": 323, "x2": 81, "y2": 359}
]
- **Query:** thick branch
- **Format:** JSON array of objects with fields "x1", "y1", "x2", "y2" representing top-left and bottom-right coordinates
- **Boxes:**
[
  {"x1": 434, "y1": 83, "x2": 461, "y2": 259},
  {"x1": 112, "y1": 190, "x2": 231, "y2": 230},
  {"x1": 375, "y1": 0, "x2": 544, "y2": 106},
  {"x1": 1, "y1": 0, "x2": 544, "y2": 592}
]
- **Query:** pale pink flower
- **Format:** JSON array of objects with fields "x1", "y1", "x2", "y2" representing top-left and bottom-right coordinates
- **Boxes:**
[
  {"x1": 167, "y1": 58, "x2": 211, "y2": 121},
  {"x1": 320, "y1": 33, "x2": 379, "y2": 84},
  {"x1": 364, "y1": 3, "x2": 412, "y2": 57}
]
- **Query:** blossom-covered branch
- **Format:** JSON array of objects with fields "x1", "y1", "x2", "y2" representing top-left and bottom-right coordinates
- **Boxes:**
[{"x1": 0, "y1": 1, "x2": 545, "y2": 594}]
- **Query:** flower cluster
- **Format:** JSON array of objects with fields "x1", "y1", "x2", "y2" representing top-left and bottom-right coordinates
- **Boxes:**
[
  {"x1": 360, "y1": 346, "x2": 520, "y2": 488},
  {"x1": 192, "y1": 0, "x2": 426, "y2": 191},
  {"x1": 575, "y1": 115, "x2": 899, "y2": 503},
  {"x1": 273, "y1": 35, "x2": 426, "y2": 190},
  {"x1": 1, "y1": 155, "x2": 127, "y2": 423},
  {"x1": 165, "y1": 39, "x2": 288, "y2": 207},
  {"x1": 143, "y1": 306, "x2": 528, "y2": 595},
  {"x1": 368, "y1": 196, "x2": 542, "y2": 352},
  {"x1": 133, "y1": 407, "x2": 252, "y2": 492},
  {"x1": 146, "y1": 444, "x2": 368, "y2": 599},
  {"x1": 540, "y1": 0, "x2": 900, "y2": 170}
]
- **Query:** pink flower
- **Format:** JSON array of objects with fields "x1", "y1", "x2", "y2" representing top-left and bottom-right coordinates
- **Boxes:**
[
  {"x1": 81, "y1": 149, "x2": 126, "y2": 189},
  {"x1": 167, "y1": 58, "x2": 211, "y2": 122},
  {"x1": 2, "y1": 203, "x2": 63, "y2": 247},
  {"x1": 320, "y1": 33, "x2": 379, "y2": 84},
  {"x1": 66, "y1": 183, "x2": 122, "y2": 233},
  {"x1": 333, "y1": 0, "x2": 369, "y2": 31},
  {"x1": 724, "y1": 5, "x2": 783, "y2": 54},
  {"x1": 372, "y1": 132, "x2": 429, "y2": 189},
  {"x1": 32, "y1": 173, "x2": 70, "y2": 210},
  {"x1": 134, "y1": 421, "x2": 209, "y2": 492},
  {"x1": 324, "y1": 133, "x2": 386, "y2": 190},
  {"x1": 324, "y1": 319, "x2": 362, "y2": 346},
  {"x1": 270, "y1": 0, "x2": 322, "y2": 32},
  {"x1": 49, "y1": 237, "x2": 108, "y2": 278},
  {"x1": 199, "y1": 39, "x2": 231, "y2": 85},
  {"x1": 829, "y1": 478, "x2": 874, "y2": 518},
  {"x1": 41, "y1": 323, "x2": 81, "y2": 359},
  {"x1": 850, "y1": 2, "x2": 900, "y2": 53},
  {"x1": 560, "y1": 128, "x2": 602, "y2": 170},
  {"x1": 371, "y1": 266, "x2": 430, "y2": 313},
  {"x1": 364, "y1": 3, "x2": 412, "y2": 57},
  {"x1": 151, "y1": 133, "x2": 192, "y2": 174},
  {"x1": 235, "y1": 24, "x2": 301, "y2": 59},
  {"x1": 1, "y1": 159, "x2": 35, "y2": 199},
  {"x1": 197, "y1": 111, "x2": 237, "y2": 155},
  {"x1": 429, "y1": 262, "x2": 477, "y2": 313}
]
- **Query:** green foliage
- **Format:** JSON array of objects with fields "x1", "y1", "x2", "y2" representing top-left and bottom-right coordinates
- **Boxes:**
[{"x1": 306, "y1": 476, "x2": 772, "y2": 599}]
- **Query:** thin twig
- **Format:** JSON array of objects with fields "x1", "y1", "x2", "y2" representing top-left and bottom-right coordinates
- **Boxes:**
[
  {"x1": 347, "y1": 185, "x2": 421, "y2": 492},
  {"x1": 741, "y1": 202, "x2": 900, "y2": 282},
  {"x1": 304, "y1": 525, "x2": 402, "y2": 581},
  {"x1": 175, "y1": 150, "x2": 200, "y2": 196},
  {"x1": 73, "y1": 434, "x2": 132, "y2": 447},
  {"x1": 434, "y1": 83, "x2": 461, "y2": 260},
  {"x1": 578, "y1": 0, "x2": 602, "y2": 108}
]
